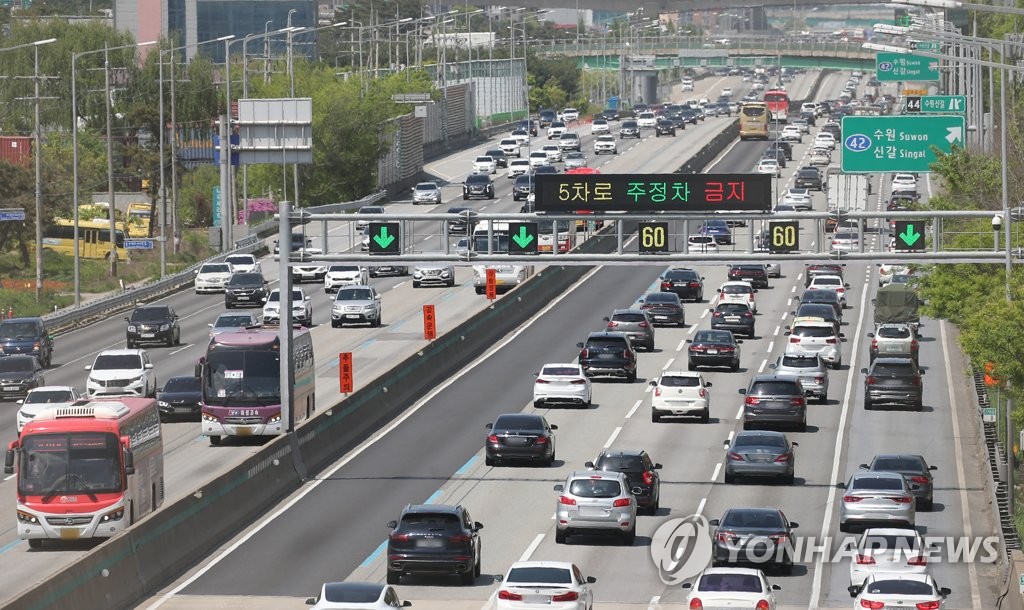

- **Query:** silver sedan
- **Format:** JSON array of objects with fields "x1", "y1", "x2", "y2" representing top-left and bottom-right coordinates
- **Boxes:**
[{"x1": 839, "y1": 471, "x2": 916, "y2": 532}]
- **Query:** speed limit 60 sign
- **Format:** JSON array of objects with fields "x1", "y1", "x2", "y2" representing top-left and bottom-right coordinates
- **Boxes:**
[
  {"x1": 638, "y1": 221, "x2": 669, "y2": 254},
  {"x1": 768, "y1": 221, "x2": 799, "y2": 253}
]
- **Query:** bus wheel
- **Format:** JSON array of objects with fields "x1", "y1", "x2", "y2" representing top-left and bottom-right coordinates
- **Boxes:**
[{"x1": 209, "y1": 435, "x2": 221, "y2": 446}]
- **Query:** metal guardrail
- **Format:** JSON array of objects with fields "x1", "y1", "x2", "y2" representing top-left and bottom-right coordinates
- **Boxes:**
[{"x1": 40, "y1": 191, "x2": 387, "y2": 332}]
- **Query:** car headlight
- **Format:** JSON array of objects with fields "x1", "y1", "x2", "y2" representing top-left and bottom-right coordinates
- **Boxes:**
[
  {"x1": 127, "y1": 325, "x2": 137, "y2": 333},
  {"x1": 202, "y1": 412, "x2": 218, "y2": 422},
  {"x1": 413, "y1": 272, "x2": 423, "y2": 278},
  {"x1": 16, "y1": 510, "x2": 39, "y2": 524},
  {"x1": 160, "y1": 324, "x2": 170, "y2": 331},
  {"x1": 441, "y1": 270, "x2": 451, "y2": 277},
  {"x1": 88, "y1": 377, "x2": 99, "y2": 385},
  {"x1": 132, "y1": 375, "x2": 144, "y2": 383},
  {"x1": 101, "y1": 507, "x2": 125, "y2": 522},
  {"x1": 267, "y1": 414, "x2": 281, "y2": 424}
]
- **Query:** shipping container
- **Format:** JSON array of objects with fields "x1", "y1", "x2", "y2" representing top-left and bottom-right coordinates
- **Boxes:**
[{"x1": 0, "y1": 136, "x2": 32, "y2": 167}]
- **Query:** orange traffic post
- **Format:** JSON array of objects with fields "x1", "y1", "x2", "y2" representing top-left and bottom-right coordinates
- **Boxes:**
[
  {"x1": 339, "y1": 352, "x2": 353, "y2": 393},
  {"x1": 485, "y1": 268, "x2": 497, "y2": 300},
  {"x1": 423, "y1": 304, "x2": 436, "y2": 340}
]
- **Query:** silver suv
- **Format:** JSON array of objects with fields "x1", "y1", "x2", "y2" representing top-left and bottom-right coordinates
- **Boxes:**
[
  {"x1": 558, "y1": 132, "x2": 581, "y2": 151},
  {"x1": 769, "y1": 351, "x2": 829, "y2": 404},
  {"x1": 331, "y1": 286, "x2": 382, "y2": 327},
  {"x1": 412, "y1": 260, "x2": 455, "y2": 288},
  {"x1": 553, "y1": 470, "x2": 637, "y2": 545},
  {"x1": 868, "y1": 323, "x2": 919, "y2": 364}
]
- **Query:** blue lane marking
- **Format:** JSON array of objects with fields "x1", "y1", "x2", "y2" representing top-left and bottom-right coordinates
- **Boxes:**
[
  {"x1": 440, "y1": 291, "x2": 457, "y2": 303},
  {"x1": 359, "y1": 540, "x2": 388, "y2": 568},
  {"x1": 0, "y1": 538, "x2": 22, "y2": 555},
  {"x1": 454, "y1": 455, "x2": 477, "y2": 475},
  {"x1": 425, "y1": 489, "x2": 444, "y2": 505},
  {"x1": 327, "y1": 357, "x2": 339, "y2": 367},
  {"x1": 358, "y1": 339, "x2": 376, "y2": 350},
  {"x1": 390, "y1": 319, "x2": 406, "y2": 330},
  {"x1": 639, "y1": 267, "x2": 673, "y2": 303}
]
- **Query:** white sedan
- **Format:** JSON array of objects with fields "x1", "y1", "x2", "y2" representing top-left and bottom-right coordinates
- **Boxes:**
[
  {"x1": 688, "y1": 234, "x2": 719, "y2": 253},
  {"x1": 807, "y1": 274, "x2": 849, "y2": 306},
  {"x1": 193, "y1": 262, "x2": 234, "y2": 294},
  {"x1": 17, "y1": 386, "x2": 82, "y2": 433},
  {"x1": 849, "y1": 527, "x2": 930, "y2": 588},
  {"x1": 507, "y1": 159, "x2": 531, "y2": 178},
  {"x1": 782, "y1": 188, "x2": 812, "y2": 210},
  {"x1": 682, "y1": 568, "x2": 781, "y2": 610},
  {"x1": 305, "y1": 582, "x2": 410, "y2": 609},
  {"x1": 779, "y1": 125, "x2": 803, "y2": 142},
  {"x1": 813, "y1": 133, "x2": 837, "y2": 150},
  {"x1": 472, "y1": 155, "x2": 497, "y2": 174},
  {"x1": 891, "y1": 172, "x2": 919, "y2": 192},
  {"x1": 849, "y1": 573, "x2": 950, "y2": 610},
  {"x1": 590, "y1": 119, "x2": 610, "y2": 134},
  {"x1": 756, "y1": 158, "x2": 782, "y2": 177},
  {"x1": 636, "y1": 112, "x2": 657, "y2": 128},
  {"x1": 649, "y1": 370, "x2": 711, "y2": 423},
  {"x1": 533, "y1": 363, "x2": 592, "y2": 407},
  {"x1": 495, "y1": 560, "x2": 596, "y2": 610}
]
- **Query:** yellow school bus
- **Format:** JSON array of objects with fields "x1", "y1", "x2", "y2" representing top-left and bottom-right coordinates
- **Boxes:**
[{"x1": 42, "y1": 218, "x2": 128, "y2": 260}]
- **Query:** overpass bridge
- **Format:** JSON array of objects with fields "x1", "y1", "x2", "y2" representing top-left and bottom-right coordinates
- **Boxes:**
[{"x1": 470, "y1": 0, "x2": 881, "y2": 13}]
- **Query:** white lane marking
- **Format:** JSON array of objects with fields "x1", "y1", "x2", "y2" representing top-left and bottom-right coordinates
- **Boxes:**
[
  {"x1": 942, "y1": 320, "x2": 982, "y2": 607},
  {"x1": 626, "y1": 400, "x2": 642, "y2": 419},
  {"x1": 773, "y1": 325, "x2": 780, "y2": 335},
  {"x1": 734, "y1": 405, "x2": 743, "y2": 420},
  {"x1": 603, "y1": 426, "x2": 622, "y2": 449},
  {"x1": 662, "y1": 357, "x2": 674, "y2": 370},
  {"x1": 391, "y1": 281, "x2": 406, "y2": 290},
  {"x1": 758, "y1": 359, "x2": 767, "y2": 373},
  {"x1": 710, "y1": 462, "x2": 721, "y2": 482},
  {"x1": 3, "y1": 474, "x2": 14, "y2": 481},
  {"x1": 727, "y1": 430, "x2": 734, "y2": 442},
  {"x1": 796, "y1": 272, "x2": 803, "y2": 281},
  {"x1": 766, "y1": 341, "x2": 774, "y2": 353},
  {"x1": 688, "y1": 324, "x2": 698, "y2": 335},
  {"x1": 807, "y1": 261, "x2": 871, "y2": 609},
  {"x1": 145, "y1": 264, "x2": 608, "y2": 610},
  {"x1": 791, "y1": 285, "x2": 796, "y2": 293},
  {"x1": 700, "y1": 309, "x2": 709, "y2": 320},
  {"x1": 779, "y1": 311, "x2": 788, "y2": 320},
  {"x1": 167, "y1": 345, "x2": 191, "y2": 357},
  {"x1": 676, "y1": 338, "x2": 687, "y2": 352},
  {"x1": 518, "y1": 533, "x2": 545, "y2": 562},
  {"x1": 695, "y1": 497, "x2": 707, "y2": 516},
  {"x1": 648, "y1": 595, "x2": 661, "y2": 610}
]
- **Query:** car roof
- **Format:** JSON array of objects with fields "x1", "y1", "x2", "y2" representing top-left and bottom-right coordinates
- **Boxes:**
[
  {"x1": 508, "y1": 560, "x2": 575, "y2": 570},
  {"x1": 97, "y1": 349, "x2": 145, "y2": 356},
  {"x1": 851, "y1": 470, "x2": 905, "y2": 481},
  {"x1": 587, "y1": 331, "x2": 629, "y2": 340},
  {"x1": 661, "y1": 370, "x2": 701, "y2": 378},
  {"x1": 567, "y1": 469, "x2": 626, "y2": 481},
  {"x1": 598, "y1": 448, "x2": 646, "y2": 458},
  {"x1": 541, "y1": 362, "x2": 581, "y2": 369},
  {"x1": 699, "y1": 567, "x2": 765, "y2": 577},
  {"x1": 401, "y1": 503, "x2": 463, "y2": 515}
]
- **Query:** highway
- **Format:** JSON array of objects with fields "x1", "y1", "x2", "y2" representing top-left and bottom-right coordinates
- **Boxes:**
[
  {"x1": 134, "y1": 73, "x2": 999, "y2": 609},
  {"x1": 0, "y1": 71, "x2": 823, "y2": 604}
]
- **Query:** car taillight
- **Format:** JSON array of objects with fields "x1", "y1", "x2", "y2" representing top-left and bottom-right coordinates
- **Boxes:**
[
  {"x1": 612, "y1": 498, "x2": 632, "y2": 507},
  {"x1": 836, "y1": 287, "x2": 845, "y2": 293},
  {"x1": 606, "y1": 321, "x2": 619, "y2": 327},
  {"x1": 911, "y1": 376, "x2": 922, "y2": 386},
  {"x1": 911, "y1": 339, "x2": 919, "y2": 349},
  {"x1": 908, "y1": 555, "x2": 928, "y2": 566},
  {"x1": 449, "y1": 534, "x2": 471, "y2": 543},
  {"x1": 699, "y1": 388, "x2": 707, "y2": 398},
  {"x1": 534, "y1": 436, "x2": 549, "y2": 444},
  {"x1": 744, "y1": 312, "x2": 753, "y2": 318},
  {"x1": 559, "y1": 495, "x2": 577, "y2": 506},
  {"x1": 826, "y1": 338, "x2": 837, "y2": 344},
  {"x1": 638, "y1": 322, "x2": 649, "y2": 328},
  {"x1": 756, "y1": 601, "x2": 770, "y2": 610},
  {"x1": 579, "y1": 348, "x2": 589, "y2": 358},
  {"x1": 570, "y1": 379, "x2": 587, "y2": 385},
  {"x1": 535, "y1": 378, "x2": 550, "y2": 384},
  {"x1": 689, "y1": 599, "x2": 703, "y2": 610},
  {"x1": 728, "y1": 451, "x2": 744, "y2": 461},
  {"x1": 866, "y1": 376, "x2": 876, "y2": 385},
  {"x1": 689, "y1": 282, "x2": 700, "y2": 288},
  {"x1": 870, "y1": 339, "x2": 878, "y2": 349},
  {"x1": 643, "y1": 471, "x2": 655, "y2": 485},
  {"x1": 716, "y1": 530, "x2": 737, "y2": 543},
  {"x1": 745, "y1": 396, "x2": 760, "y2": 405},
  {"x1": 915, "y1": 603, "x2": 940, "y2": 610},
  {"x1": 790, "y1": 337, "x2": 801, "y2": 343},
  {"x1": 654, "y1": 387, "x2": 662, "y2": 397},
  {"x1": 713, "y1": 312, "x2": 722, "y2": 317},
  {"x1": 860, "y1": 600, "x2": 885, "y2": 609},
  {"x1": 498, "y1": 590, "x2": 523, "y2": 601},
  {"x1": 551, "y1": 591, "x2": 579, "y2": 602},
  {"x1": 661, "y1": 281, "x2": 671, "y2": 290},
  {"x1": 624, "y1": 350, "x2": 634, "y2": 359},
  {"x1": 774, "y1": 453, "x2": 790, "y2": 462},
  {"x1": 843, "y1": 495, "x2": 865, "y2": 502},
  {"x1": 815, "y1": 376, "x2": 825, "y2": 384},
  {"x1": 790, "y1": 396, "x2": 806, "y2": 406},
  {"x1": 855, "y1": 554, "x2": 876, "y2": 564},
  {"x1": 893, "y1": 496, "x2": 914, "y2": 504},
  {"x1": 390, "y1": 533, "x2": 410, "y2": 541},
  {"x1": 487, "y1": 435, "x2": 498, "y2": 443}
]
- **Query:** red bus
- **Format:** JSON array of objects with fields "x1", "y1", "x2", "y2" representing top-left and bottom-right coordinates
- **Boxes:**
[
  {"x1": 198, "y1": 327, "x2": 315, "y2": 445},
  {"x1": 762, "y1": 89, "x2": 790, "y2": 123},
  {"x1": 4, "y1": 397, "x2": 163, "y2": 548}
]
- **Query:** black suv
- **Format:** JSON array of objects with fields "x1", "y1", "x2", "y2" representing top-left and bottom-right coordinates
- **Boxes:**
[
  {"x1": 619, "y1": 120, "x2": 640, "y2": 138},
  {"x1": 600, "y1": 108, "x2": 620, "y2": 121},
  {"x1": 538, "y1": 109, "x2": 557, "y2": 127},
  {"x1": 0, "y1": 317, "x2": 53, "y2": 367},
  {"x1": 225, "y1": 272, "x2": 269, "y2": 308},
  {"x1": 862, "y1": 357, "x2": 924, "y2": 410},
  {"x1": 126, "y1": 305, "x2": 181, "y2": 347},
  {"x1": 386, "y1": 504, "x2": 482, "y2": 585},
  {"x1": 805, "y1": 263, "x2": 845, "y2": 288},
  {"x1": 768, "y1": 140, "x2": 793, "y2": 161},
  {"x1": 654, "y1": 119, "x2": 676, "y2": 137},
  {"x1": 710, "y1": 303, "x2": 755, "y2": 338},
  {"x1": 586, "y1": 449, "x2": 663, "y2": 514},
  {"x1": 728, "y1": 264, "x2": 769, "y2": 289},
  {"x1": 577, "y1": 332, "x2": 638, "y2": 382},
  {"x1": 739, "y1": 374, "x2": 808, "y2": 431},
  {"x1": 794, "y1": 166, "x2": 823, "y2": 191},
  {"x1": 463, "y1": 174, "x2": 494, "y2": 200},
  {"x1": 660, "y1": 268, "x2": 704, "y2": 302},
  {"x1": 512, "y1": 174, "x2": 535, "y2": 201},
  {"x1": 483, "y1": 148, "x2": 508, "y2": 168}
]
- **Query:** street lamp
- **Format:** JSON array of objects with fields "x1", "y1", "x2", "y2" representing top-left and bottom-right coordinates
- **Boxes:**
[
  {"x1": 0, "y1": 37, "x2": 56, "y2": 302},
  {"x1": 72, "y1": 40, "x2": 156, "y2": 302}
]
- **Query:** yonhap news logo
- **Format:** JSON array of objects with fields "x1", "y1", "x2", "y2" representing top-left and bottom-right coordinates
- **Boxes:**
[{"x1": 650, "y1": 515, "x2": 713, "y2": 585}]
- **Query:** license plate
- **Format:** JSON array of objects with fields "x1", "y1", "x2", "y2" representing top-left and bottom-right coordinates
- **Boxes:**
[
  {"x1": 579, "y1": 506, "x2": 609, "y2": 517},
  {"x1": 345, "y1": 315, "x2": 361, "y2": 319},
  {"x1": 60, "y1": 528, "x2": 80, "y2": 540},
  {"x1": 236, "y1": 296, "x2": 248, "y2": 300},
  {"x1": 655, "y1": 315, "x2": 668, "y2": 320},
  {"x1": 707, "y1": 349, "x2": 719, "y2": 354},
  {"x1": 726, "y1": 317, "x2": 741, "y2": 322},
  {"x1": 174, "y1": 406, "x2": 193, "y2": 413},
  {"x1": 416, "y1": 538, "x2": 445, "y2": 548},
  {"x1": 523, "y1": 595, "x2": 549, "y2": 604},
  {"x1": 235, "y1": 426, "x2": 253, "y2": 436},
  {"x1": 141, "y1": 333, "x2": 154, "y2": 338}
]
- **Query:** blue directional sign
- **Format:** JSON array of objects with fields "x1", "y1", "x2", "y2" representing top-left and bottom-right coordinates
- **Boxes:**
[
  {"x1": 0, "y1": 208, "x2": 26, "y2": 221},
  {"x1": 124, "y1": 239, "x2": 155, "y2": 250}
]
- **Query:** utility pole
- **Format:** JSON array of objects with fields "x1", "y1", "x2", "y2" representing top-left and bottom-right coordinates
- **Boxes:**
[{"x1": 104, "y1": 44, "x2": 118, "y2": 276}]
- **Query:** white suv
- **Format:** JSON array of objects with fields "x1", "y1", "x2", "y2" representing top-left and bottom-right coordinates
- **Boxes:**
[
  {"x1": 224, "y1": 254, "x2": 260, "y2": 274},
  {"x1": 594, "y1": 135, "x2": 617, "y2": 155},
  {"x1": 649, "y1": 371, "x2": 711, "y2": 423},
  {"x1": 785, "y1": 322, "x2": 843, "y2": 368},
  {"x1": 262, "y1": 287, "x2": 313, "y2": 326},
  {"x1": 323, "y1": 264, "x2": 369, "y2": 293},
  {"x1": 85, "y1": 349, "x2": 157, "y2": 398}
]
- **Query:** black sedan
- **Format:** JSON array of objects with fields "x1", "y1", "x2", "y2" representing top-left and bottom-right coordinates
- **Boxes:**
[
  {"x1": 709, "y1": 508, "x2": 799, "y2": 573},
  {"x1": 799, "y1": 288, "x2": 843, "y2": 319},
  {"x1": 156, "y1": 375, "x2": 202, "y2": 422},
  {"x1": 600, "y1": 108, "x2": 620, "y2": 121},
  {"x1": 859, "y1": 453, "x2": 937, "y2": 510},
  {"x1": 728, "y1": 264, "x2": 769, "y2": 289},
  {"x1": 639, "y1": 292, "x2": 685, "y2": 326},
  {"x1": 660, "y1": 268, "x2": 704, "y2": 302},
  {"x1": 586, "y1": 449, "x2": 663, "y2": 514},
  {"x1": 795, "y1": 166, "x2": 823, "y2": 190},
  {"x1": 0, "y1": 355, "x2": 45, "y2": 399},
  {"x1": 485, "y1": 413, "x2": 557, "y2": 467},
  {"x1": 724, "y1": 430, "x2": 797, "y2": 484},
  {"x1": 710, "y1": 303, "x2": 755, "y2": 338},
  {"x1": 687, "y1": 329, "x2": 742, "y2": 371},
  {"x1": 654, "y1": 119, "x2": 677, "y2": 137}
]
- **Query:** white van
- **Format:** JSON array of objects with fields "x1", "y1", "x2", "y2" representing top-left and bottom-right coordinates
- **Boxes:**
[{"x1": 681, "y1": 77, "x2": 694, "y2": 91}]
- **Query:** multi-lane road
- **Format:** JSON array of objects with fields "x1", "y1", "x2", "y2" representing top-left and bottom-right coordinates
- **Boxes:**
[
  {"x1": 115, "y1": 72, "x2": 1000, "y2": 610},
  {"x1": 0, "y1": 72, "x2": 822, "y2": 604}
]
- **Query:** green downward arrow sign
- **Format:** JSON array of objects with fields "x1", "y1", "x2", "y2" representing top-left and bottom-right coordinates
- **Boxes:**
[
  {"x1": 372, "y1": 226, "x2": 395, "y2": 248},
  {"x1": 512, "y1": 225, "x2": 535, "y2": 248},
  {"x1": 899, "y1": 224, "x2": 921, "y2": 246}
]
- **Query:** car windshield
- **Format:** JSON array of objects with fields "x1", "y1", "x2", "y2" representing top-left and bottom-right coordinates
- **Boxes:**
[
  {"x1": 0, "y1": 322, "x2": 38, "y2": 340},
  {"x1": 568, "y1": 478, "x2": 622, "y2": 498},
  {"x1": 611, "y1": 313, "x2": 646, "y2": 323},
  {"x1": 721, "y1": 510, "x2": 784, "y2": 528},
  {"x1": 225, "y1": 256, "x2": 253, "y2": 266},
  {"x1": 873, "y1": 456, "x2": 925, "y2": 471},
  {"x1": 93, "y1": 355, "x2": 142, "y2": 370},
  {"x1": 722, "y1": 285, "x2": 751, "y2": 295},
  {"x1": 322, "y1": 583, "x2": 382, "y2": 604},
  {"x1": 871, "y1": 362, "x2": 916, "y2": 375},
  {"x1": 359, "y1": 206, "x2": 384, "y2": 214},
  {"x1": 803, "y1": 290, "x2": 837, "y2": 302},
  {"x1": 24, "y1": 389, "x2": 74, "y2": 404},
  {"x1": 793, "y1": 326, "x2": 834, "y2": 338},
  {"x1": 865, "y1": 580, "x2": 934, "y2": 595},
  {"x1": 267, "y1": 290, "x2": 302, "y2": 303},
  {"x1": 718, "y1": 304, "x2": 750, "y2": 313},
  {"x1": 506, "y1": 566, "x2": 572, "y2": 584},
  {"x1": 475, "y1": 156, "x2": 493, "y2": 163},
  {"x1": 877, "y1": 326, "x2": 912, "y2": 339},
  {"x1": 645, "y1": 294, "x2": 678, "y2": 304},
  {"x1": 666, "y1": 270, "x2": 698, "y2": 280},
  {"x1": 541, "y1": 366, "x2": 580, "y2": 377},
  {"x1": 228, "y1": 274, "x2": 263, "y2": 287},
  {"x1": 328, "y1": 265, "x2": 360, "y2": 273},
  {"x1": 494, "y1": 415, "x2": 545, "y2": 431},
  {"x1": 734, "y1": 434, "x2": 786, "y2": 448},
  {"x1": 852, "y1": 476, "x2": 904, "y2": 491},
  {"x1": 163, "y1": 377, "x2": 200, "y2": 393},
  {"x1": 398, "y1": 512, "x2": 461, "y2": 530},
  {"x1": 782, "y1": 354, "x2": 819, "y2": 368},
  {"x1": 336, "y1": 288, "x2": 372, "y2": 301},
  {"x1": 799, "y1": 170, "x2": 818, "y2": 178},
  {"x1": 750, "y1": 381, "x2": 800, "y2": 395},
  {"x1": 694, "y1": 330, "x2": 733, "y2": 343},
  {"x1": 597, "y1": 455, "x2": 644, "y2": 471},
  {"x1": 214, "y1": 315, "x2": 255, "y2": 329},
  {"x1": 414, "y1": 184, "x2": 436, "y2": 191},
  {"x1": 201, "y1": 264, "x2": 231, "y2": 274},
  {"x1": 698, "y1": 573, "x2": 762, "y2": 593},
  {"x1": 130, "y1": 308, "x2": 170, "y2": 323},
  {"x1": 660, "y1": 375, "x2": 700, "y2": 387}
]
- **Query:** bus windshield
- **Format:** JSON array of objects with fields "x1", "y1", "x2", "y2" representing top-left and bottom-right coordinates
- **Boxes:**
[
  {"x1": 204, "y1": 348, "x2": 281, "y2": 407},
  {"x1": 19, "y1": 432, "x2": 122, "y2": 498},
  {"x1": 741, "y1": 105, "x2": 766, "y2": 117}
]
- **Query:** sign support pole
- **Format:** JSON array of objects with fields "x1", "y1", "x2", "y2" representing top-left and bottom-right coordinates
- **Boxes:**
[{"x1": 279, "y1": 201, "x2": 295, "y2": 433}]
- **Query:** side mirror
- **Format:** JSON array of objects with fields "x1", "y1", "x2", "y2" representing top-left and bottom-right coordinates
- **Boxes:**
[
  {"x1": 789, "y1": 522, "x2": 799, "y2": 528},
  {"x1": 144, "y1": 363, "x2": 154, "y2": 370},
  {"x1": 920, "y1": 369, "x2": 926, "y2": 375},
  {"x1": 859, "y1": 463, "x2": 869, "y2": 470},
  {"x1": 783, "y1": 331, "x2": 791, "y2": 336},
  {"x1": 584, "y1": 461, "x2": 595, "y2": 468},
  {"x1": 4, "y1": 448, "x2": 14, "y2": 475},
  {"x1": 123, "y1": 448, "x2": 135, "y2": 476},
  {"x1": 494, "y1": 574, "x2": 504, "y2": 582},
  {"x1": 738, "y1": 388, "x2": 747, "y2": 394},
  {"x1": 929, "y1": 465, "x2": 938, "y2": 471},
  {"x1": 485, "y1": 423, "x2": 493, "y2": 429},
  {"x1": 603, "y1": 317, "x2": 610, "y2": 322},
  {"x1": 84, "y1": 365, "x2": 92, "y2": 371},
  {"x1": 386, "y1": 520, "x2": 398, "y2": 529},
  {"x1": 939, "y1": 587, "x2": 951, "y2": 597},
  {"x1": 649, "y1": 380, "x2": 657, "y2": 386},
  {"x1": 768, "y1": 363, "x2": 777, "y2": 369},
  {"x1": 682, "y1": 582, "x2": 693, "y2": 590},
  {"x1": 402, "y1": 602, "x2": 412, "y2": 608},
  {"x1": 553, "y1": 484, "x2": 564, "y2": 492},
  {"x1": 156, "y1": 387, "x2": 163, "y2": 394},
  {"x1": 208, "y1": 323, "x2": 214, "y2": 328},
  {"x1": 685, "y1": 339, "x2": 693, "y2": 343},
  {"x1": 654, "y1": 463, "x2": 663, "y2": 469},
  {"x1": 736, "y1": 339, "x2": 744, "y2": 344},
  {"x1": 304, "y1": 598, "x2": 316, "y2": 605},
  {"x1": 708, "y1": 308, "x2": 714, "y2": 313},
  {"x1": 791, "y1": 442, "x2": 799, "y2": 447},
  {"x1": 866, "y1": 332, "x2": 874, "y2": 338},
  {"x1": 848, "y1": 585, "x2": 861, "y2": 598},
  {"x1": 860, "y1": 367, "x2": 868, "y2": 374},
  {"x1": 576, "y1": 342, "x2": 584, "y2": 349},
  {"x1": 586, "y1": 576, "x2": 597, "y2": 584},
  {"x1": 549, "y1": 424, "x2": 558, "y2": 430},
  {"x1": 124, "y1": 317, "x2": 130, "y2": 322},
  {"x1": 705, "y1": 381, "x2": 712, "y2": 387},
  {"x1": 837, "y1": 481, "x2": 847, "y2": 489},
  {"x1": 474, "y1": 521, "x2": 484, "y2": 531},
  {"x1": 708, "y1": 518, "x2": 720, "y2": 526}
]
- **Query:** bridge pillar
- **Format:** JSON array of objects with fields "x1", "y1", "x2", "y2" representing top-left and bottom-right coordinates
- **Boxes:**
[{"x1": 749, "y1": 7, "x2": 769, "y2": 31}]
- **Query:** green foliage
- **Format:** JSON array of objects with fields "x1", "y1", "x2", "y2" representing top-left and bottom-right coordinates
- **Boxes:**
[
  {"x1": 930, "y1": 146, "x2": 1001, "y2": 208},
  {"x1": 918, "y1": 263, "x2": 1004, "y2": 324},
  {"x1": 178, "y1": 165, "x2": 219, "y2": 227},
  {"x1": 530, "y1": 55, "x2": 580, "y2": 103},
  {"x1": 959, "y1": 297, "x2": 1024, "y2": 386}
]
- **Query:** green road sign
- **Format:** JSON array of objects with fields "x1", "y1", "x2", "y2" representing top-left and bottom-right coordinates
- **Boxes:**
[
  {"x1": 894, "y1": 220, "x2": 925, "y2": 251},
  {"x1": 368, "y1": 222, "x2": 400, "y2": 254},
  {"x1": 907, "y1": 95, "x2": 967, "y2": 114},
  {"x1": 908, "y1": 40, "x2": 941, "y2": 52},
  {"x1": 509, "y1": 221, "x2": 538, "y2": 254},
  {"x1": 840, "y1": 115, "x2": 965, "y2": 173},
  {"x1": 875, "y1": 52, "x2": 939, "y2": 82},
  {"x1": 638, "y1": 221, "x2": 669, "y2": 254},
  {"x1": 768, "y1": 221, "x2": 799, "y2": 253}
]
